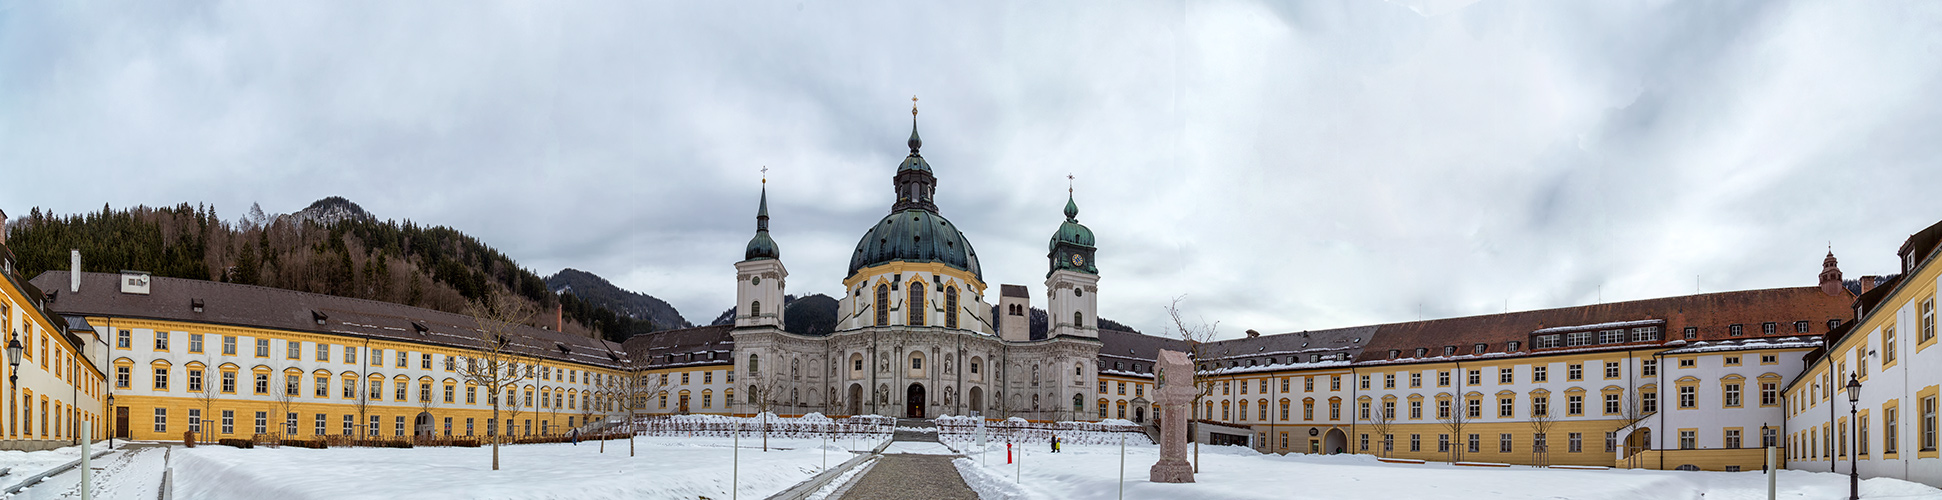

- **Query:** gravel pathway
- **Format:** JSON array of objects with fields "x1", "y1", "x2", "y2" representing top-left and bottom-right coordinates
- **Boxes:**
[{"x1": 836, "y1": 453, "x2": 977, "y2": 500}]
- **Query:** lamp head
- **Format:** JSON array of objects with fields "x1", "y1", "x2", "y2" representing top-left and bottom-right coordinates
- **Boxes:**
[
  {"x1": 1847, "y1": 373, "x2": 1862, "y2": 403},
  {"x1": 5, "y1": 333, "x2": 22, "y2": 368}
]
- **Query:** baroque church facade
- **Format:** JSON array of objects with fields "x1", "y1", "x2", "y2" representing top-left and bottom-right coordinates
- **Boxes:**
[{"x1": 728, "y1": 110, "x2": 1104, "y2": 421}]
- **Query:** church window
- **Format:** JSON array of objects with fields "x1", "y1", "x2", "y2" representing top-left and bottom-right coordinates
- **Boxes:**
[
  {"x1": 750, "y1": 301, "x2": 760, "y2": 317},
  {"x1": 749, "y1": 354, "x2": 759, "y2": 375},
  {"x1": 1074, "y1": 311, "x2": 1084, "y2": 328},
  {"x1": 909, "y1": 282, "x2": 926, "y2": 326},
  {"x1": 875, "y1": 284, "x2": 890, "y2": 326},
  {"x1": 946, "y1": 286, "x2": 959, "y2": 328}
]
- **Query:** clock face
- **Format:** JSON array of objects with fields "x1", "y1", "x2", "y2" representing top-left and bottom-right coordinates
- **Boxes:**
[
  {"x1": 1071, "y1": 253, "x2": 1086, "y2": 266},
  {"x1": 752, "y1": 276, "x2": 761, "y2": 286}
]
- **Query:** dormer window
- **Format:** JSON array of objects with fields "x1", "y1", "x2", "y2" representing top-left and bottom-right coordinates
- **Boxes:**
[
  {"x1": 1473, "y1": 343, "x2": 1486, "y2": 354},
  {"x1": 1415, "y1": 348, "x2": 1428, "y2": 357},
  {"x1": 190, "y1": 299, "x2": 205, "y2": 313},
  {"x1": 1507, "y1": 341, "x2": 1521, "y2": 351},
  {"x1": 412, "y1": 322, "x2": 429, "y2": 335},
  {"x1": 1388, "y1": 349, "x2": 1400, "y2": 359},
  {"x1": 311, "y1": 311, "x2": 328, "y2": 325},
  {"x1": 1443, "y1": 346, "x2": 1456, "y2": 357}
]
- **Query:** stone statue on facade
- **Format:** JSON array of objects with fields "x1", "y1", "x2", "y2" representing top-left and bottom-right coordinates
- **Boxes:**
[{"x1": 1150, "y1": 349, "x2": 1196, "y2": 483}]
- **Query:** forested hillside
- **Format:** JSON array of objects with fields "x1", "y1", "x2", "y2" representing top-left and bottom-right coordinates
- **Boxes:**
[
  {"x1": 6, "y1": 199, "x2": 656, "y2": 342},
  {"x1": 547, "y1": 268, "x2": 693, "y2": 332}
]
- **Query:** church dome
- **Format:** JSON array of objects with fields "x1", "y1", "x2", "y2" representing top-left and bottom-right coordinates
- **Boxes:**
[
  {"x1": 745, "y1": 231, "x2": 779, "y2": 261},
  {"x1": 1048, "y1": 195, "x2": 1094, "y2": 251},
  {"x1": 848, "y1": 209, "x2": 982, "y2": 279}
]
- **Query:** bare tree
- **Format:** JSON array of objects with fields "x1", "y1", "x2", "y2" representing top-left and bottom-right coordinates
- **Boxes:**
[
  {"x1": 1165, "y1": 296, "x2": 1220, "y2": 473},
  {"x1": 458, "y1": 291, "x2": 538, "y2": 470},
  {"x1": 1363, "y1": 397, "x2": 1397, "y2": 458},
  {"x1": 1527, "y1": 393, "x2": 1554, "y2": 467},
  {"x1": 742, "y1": 368, "x2": 791, "y2": 452},
  {"x1": 1439, "y1": 396, "x2": 1468, "y2": 462},
  {"x1": 1617, "y1": 385, "x2": 1654, "y2": 469},
  {"x1": 605, "y1": 367, "x2": 666, "y2": 457},
  {"x1": 194, "y1": 352, "x2": 220, "y2": 445},
  {"x1": 272, "y1": 367, "x2": 298, "y2": 443},
  {"x1": 352, "y1": 375, "x2": 374, "y2": 442},
  {"x1": 419, "y1": 379, "x2": 440, "y2": 440}
]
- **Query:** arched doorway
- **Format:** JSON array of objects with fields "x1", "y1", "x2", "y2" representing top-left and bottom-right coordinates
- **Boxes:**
[
  {"x1": 1134, "y1": 406, "x2": 1146, "y2": 423},
  {"x1": 848, "y1": 384, "x2": 863, "y2": 416},
  {"x1": 968, "y1": 387, "x2": 983, "y2": 416},
  {"x1": 414, "y1": 411, "x2": 435, "y2": 437},
  {"x1": 1623, "y1": 428, "x2": 1651, "y2": 466},
  {"x1": 1323, "y1": 428, "x2": 1348, "y2": 455},
  {"x1": 907, "y1": 383, "x2": 926, "y2": 418}
]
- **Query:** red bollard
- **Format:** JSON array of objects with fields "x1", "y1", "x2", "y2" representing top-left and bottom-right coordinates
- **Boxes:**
[{"x1": 1007, "y1": 442, "x2": 1013, "y2": 464}]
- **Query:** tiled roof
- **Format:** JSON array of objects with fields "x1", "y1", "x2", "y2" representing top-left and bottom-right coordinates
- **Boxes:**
[
  {"x1": 32, "y1": 271, "x2": 629, "y2": 369},
  {"x1": 619, "y1": 325, "x2": 734, "y2": 369},
  {"x1": 1097, "y1": 329, "x2": 1187, "y2": 376},
  {"x1": 1355, "y1": 286, "x2": 1851, "y2": 363}
]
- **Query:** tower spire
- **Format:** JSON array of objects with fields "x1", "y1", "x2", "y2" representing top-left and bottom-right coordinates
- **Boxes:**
[
  {"x1": 908, "y1": 95, "x2": 923, "y2": 154},
  {"x1": 1064, "y1": 174, "x2": 1079, "y2": 221},
  {"x1": 743, "y1": 167, "x2": 780, "y2": 261}
]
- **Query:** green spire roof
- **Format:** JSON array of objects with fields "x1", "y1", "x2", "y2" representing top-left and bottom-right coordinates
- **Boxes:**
[{"x1": 744, "y1": 184, "x2": 779, "y2": 261}]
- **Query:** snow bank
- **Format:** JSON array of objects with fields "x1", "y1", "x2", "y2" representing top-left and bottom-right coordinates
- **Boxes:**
[
  {"x1": 172, "y1": 436, "x2": 847, "y2": 500},
  {"x1": 952, "y1": 441, "x2": 1942, "y2": 500}
]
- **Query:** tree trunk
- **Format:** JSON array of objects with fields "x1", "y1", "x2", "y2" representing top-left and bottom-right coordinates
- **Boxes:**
[{"x1": 491, "y1": 402, "x2": 501, "y2": 470}]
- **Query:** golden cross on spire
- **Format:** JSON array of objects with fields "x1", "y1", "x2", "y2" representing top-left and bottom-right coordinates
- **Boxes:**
[
  {"x1": 1068, "y1": 173, "x2": 1074, "y2": 194},
  {"x1": 912, "y1": 95, "x2": 919, "y2": 116},
  {"x1": 761, "y1": 166, "x2": 768, "y2": 183}
]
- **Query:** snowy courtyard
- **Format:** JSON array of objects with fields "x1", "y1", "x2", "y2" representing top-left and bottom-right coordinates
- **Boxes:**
[
  {"x1": 951, "y1": 442, "x2": 1942, "y2": 500},
  {"x1": 167, "y1": 435, "x2": 876, "y2": 500}
]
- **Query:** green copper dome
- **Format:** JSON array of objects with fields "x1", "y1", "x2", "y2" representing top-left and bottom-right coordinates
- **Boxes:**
[
  {"x1": 848, "y1": 209, "x2": 982, "y2": 279},
  {"x1": 1048, "y1": 194, "x2": 1094, "y2": 251},
  {"x1": 847, "y1": 110, "x2": 980, "y2": 279}
]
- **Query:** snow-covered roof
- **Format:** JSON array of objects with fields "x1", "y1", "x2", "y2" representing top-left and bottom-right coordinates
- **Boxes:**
[{"x1": 1529, "y1": 319, "x2": 1665, "y2": 334}]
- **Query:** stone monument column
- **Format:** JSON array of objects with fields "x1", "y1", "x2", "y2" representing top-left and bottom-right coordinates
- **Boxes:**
[{"x1": 1150, "y1": 349, "x2": 1195, "y2": 483}]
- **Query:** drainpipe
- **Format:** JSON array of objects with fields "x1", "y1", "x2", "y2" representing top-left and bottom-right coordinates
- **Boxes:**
[{"x1": 1655, "y1": 350, "x2": 1665, "y2": 471}]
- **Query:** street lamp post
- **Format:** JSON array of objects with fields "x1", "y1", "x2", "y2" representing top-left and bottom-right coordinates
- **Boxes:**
[
  {"x1": 1847, "y1": 374, "x2": 1862, "y2": 500},
  {"x1": 105, "y1": 393, "x2": 115, "y2": 449},
  {"x1": 5, "y1": 332, "x2": 17, "y2": 447}
]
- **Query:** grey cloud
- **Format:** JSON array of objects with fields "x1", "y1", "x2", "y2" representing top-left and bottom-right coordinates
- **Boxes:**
[{"x1": 5, "y1": 1, "x2": 1941, "y2": 337}]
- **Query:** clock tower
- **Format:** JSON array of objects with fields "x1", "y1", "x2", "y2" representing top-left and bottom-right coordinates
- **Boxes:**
[
  {"x1": 1046, "y1": 191, "x2": 1098, "y2": 339},
  {"x1": 736, "y1": 181, "x2": 787, "y2": 330}
]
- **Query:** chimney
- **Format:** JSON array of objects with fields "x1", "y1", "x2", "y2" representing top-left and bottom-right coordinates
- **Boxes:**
[
  {"x1": 1862, "y1": 275, "x2": 1879, "y2": 294},
  {"x1": 70, "y1": 249, "x2": 81, "y2": 293},
  {"x1": 556, "y1": 303, "x2": 564, "y2": 332},
  {"x1": 1246, "y1": 329, "x2": 1261, "y2": 338}
]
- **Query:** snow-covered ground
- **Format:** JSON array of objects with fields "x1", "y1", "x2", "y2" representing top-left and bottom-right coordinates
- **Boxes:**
[
  {"x1": 171, "y1": 435, "x2": 880, "y2": 500},
  {"x1": 957, "y1": 442, "x2": 1942, "y2": 500},
  {"x1": 0, "y1": 441, "x2": 111, "y2": 484}
]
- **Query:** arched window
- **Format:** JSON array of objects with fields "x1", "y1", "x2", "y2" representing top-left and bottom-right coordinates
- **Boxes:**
[
  {"x1": 875, "y1": 284, "x2": 890, "y2": 326},
  {"x1": 908, "y1": 282, "x2": 926, "y2": 326},
  {"x1": 1074, "y1": 311, "x2": 1084, "y2": 328},
  {"x1": 945, "y1": 286, "x2": 959, "y2": 328},
  {"x1": 749, "y1": 354, "x2": 760, "y2": 374},
  {"x1": 1075, "y1": 363, "x2": 1084, "y2": 376},
  {"x1": 750, "y1": 301, "x2": 761, "y2": 317},
  {"x1": 1073, "y1": 393, "x2": 1083, "y2": 412}
]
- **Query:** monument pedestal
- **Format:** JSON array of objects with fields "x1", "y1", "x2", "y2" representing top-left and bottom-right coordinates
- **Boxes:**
[{"x1": 1148, "y1": 349, "x2": 1196, "y2": 483}]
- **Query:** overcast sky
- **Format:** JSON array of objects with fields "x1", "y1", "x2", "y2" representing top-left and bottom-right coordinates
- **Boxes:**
[{"x1": 5, "y1": 1, "x2": 1941, "y2": 338}]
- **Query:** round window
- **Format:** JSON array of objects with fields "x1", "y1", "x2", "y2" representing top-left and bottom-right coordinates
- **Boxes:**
[
  {"x1": 752, "y1": 276, "x2": 761, "y2": 286},
  {"x1": 1075, "y1": 288, "x2": 1084, "y2": 297}
]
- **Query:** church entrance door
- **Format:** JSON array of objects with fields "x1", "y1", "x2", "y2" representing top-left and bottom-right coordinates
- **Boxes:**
[
  {"x1": 906, "y1": 383, "x2": 926, "y2": 418},
  {"x1": 848, "y1": 384, "x2": 863, "y2": 416},
  {"x1": 968, "y1": 386, "x2": 983, "y2": 416}
]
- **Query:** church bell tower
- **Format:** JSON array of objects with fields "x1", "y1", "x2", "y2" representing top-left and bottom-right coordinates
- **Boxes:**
[
  {"x1": 736, "y1": 177, "x2": 787, "y2": 329},
  {"x1": 1046, "y1": 187, "x2": 1098, "y2": 339}
]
